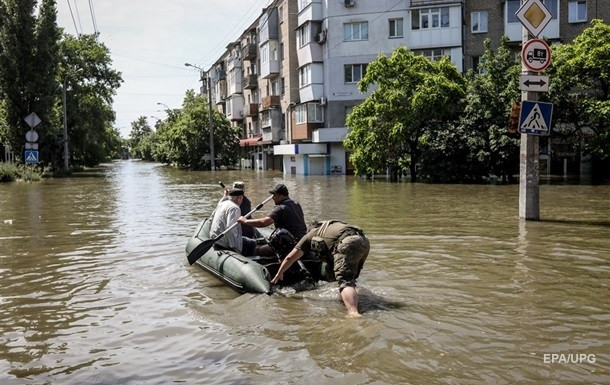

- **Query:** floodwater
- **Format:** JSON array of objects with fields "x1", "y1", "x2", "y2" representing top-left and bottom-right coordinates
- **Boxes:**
[{"x1": 0, "y1": 160, "x2": 608, "y2": 385}]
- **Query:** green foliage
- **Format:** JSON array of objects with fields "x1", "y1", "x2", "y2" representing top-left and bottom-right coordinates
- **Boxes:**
[
  {"x1": 0, "y1": 162, "x2": 41, "y2": 182},
  {"x1": 548, "y1": 19, "x2": 610, "y2": 168},
  {"x1": 153, "y1": 90, "x2": 240, "y2": 170},
  {"x1": 58, "y1": 33, "x2": 123, "y2": 168},
  {"x1": 0, "y1": 0, "x2": 61, "y2": 158},
  {"x1": 432, "y1": 37, "x2": 521, "y2": 183},
  {"x1": 345, "y1": 46, "x2": 466, "y2": 181}
]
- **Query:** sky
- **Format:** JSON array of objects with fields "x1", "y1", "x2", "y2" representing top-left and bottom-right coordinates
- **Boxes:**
[{"x1": 55, "y1": 0, "x2": 271, "y2": 138}]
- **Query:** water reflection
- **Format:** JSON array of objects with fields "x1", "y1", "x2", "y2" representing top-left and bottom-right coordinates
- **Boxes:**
[{"x1": 0, "y1": 161, "x2": 608, "y2": 384}]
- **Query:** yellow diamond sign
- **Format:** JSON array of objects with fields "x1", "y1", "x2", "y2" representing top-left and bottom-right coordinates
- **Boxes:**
[{"x1": 516, "y1": 0, "x2": 553, "y2": 37}]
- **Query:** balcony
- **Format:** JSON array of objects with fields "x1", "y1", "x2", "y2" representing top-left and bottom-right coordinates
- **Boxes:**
[
  {"x1": 226, "y1": 95, "x2": 244, "y2": 122},
  {"x1": 262, "y1": 95, "x2": 280, "y2": 109},
  {"x1": 297, "y1": 0, "x2": 323, "y2": 27},
  {"x1": 242, "y1": 43, "x2": 257, "y2": 61},
  {"x1": 243, "y1": 103, "x2": 259, "y2": 117},
  {"x1": 243, "y1": 74, "x2": 258, "y2": 90},
  {"x1": 214, "y1": 81, "x2": 227, "y2": 105}
]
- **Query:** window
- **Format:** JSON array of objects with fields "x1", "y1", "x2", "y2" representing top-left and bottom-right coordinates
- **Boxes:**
[
  {"x1": 507, "y1": 0, "x2": 520, "y2": 23},
  {"x1": 279, "y1": 5, "x2": 283, "y2": 23},
  {"x1": 298, "y1": 23, "x2": 311, "y2": 47},
  {"x1": 307, "y1": 103, "x2": 323, "y2": 123},
  {"x1": 344, "y1": 22, "x2": 368, "y2": 41},
  {"x1": 568, "y1": 1, "x2": 587, "y2": 23},
  {"x1": 281, "y1": 77, "x2": 285, "y2": 95},
  {"x1": 412, "y1": 8, "x2": 450, "y2": 30},
  {"x1": 299, "y1": 65, "x2": 311, "y2": 87},
  {"x1": 344, "y1": 64, "x2": 367, "y2": 83},
  {"x1": 389, "y1": 18, "x2": 403, "y2": 38},
  {"x1": 545, "y1": 0, "x2": 558, "y2": 19},
  {"x1": 471, "y1": 11, "x2": 488, "y2": 33},
  {"x1": 261, "y1": 110, "x2": 271, "y2": 127},
  {"x1": 414, "y1": 48, "x2": 451, "y2": 62},
  {"x1": 261, "y1": 45, "x2": 269, "y2": 64},
  {"x1": 295, "y1": 103, "x2": 323, "y2": 124},
  {"x1": 472, "y1": 56, "x2": 486, "y2": 74},
  {"x1": 271, "y1": 80, "x2": 279, "y2": 96}
]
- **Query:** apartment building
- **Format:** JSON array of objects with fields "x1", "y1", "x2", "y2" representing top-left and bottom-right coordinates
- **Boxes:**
[
  {"x1": 206, "y1": 0, "x2": 607, "y2": 176},
  {"x1": 465, "y1": 0, "x2": 609, "y2": 73}
]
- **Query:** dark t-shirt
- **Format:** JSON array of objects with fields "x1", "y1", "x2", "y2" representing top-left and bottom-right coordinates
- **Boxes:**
[{"x1": 268, "y1": 198, "x2": 307, "y2": 240}]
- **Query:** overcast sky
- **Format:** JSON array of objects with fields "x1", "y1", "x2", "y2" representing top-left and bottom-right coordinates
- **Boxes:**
[{"x1": 55, "y1": 0, "x2": 269, "y2": 138}]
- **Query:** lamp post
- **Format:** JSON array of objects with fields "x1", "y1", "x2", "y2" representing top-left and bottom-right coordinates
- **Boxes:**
[
  {"x1": 62, "y1": 74, "x2": 72, "y2": 170},
  {"x1": 185, "y1": 62, "x2": 215, "y2": 170}
]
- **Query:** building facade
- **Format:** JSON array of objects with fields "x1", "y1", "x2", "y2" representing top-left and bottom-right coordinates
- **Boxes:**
[{"x1": 203, "y1": 0, "x2": 608, "y2": 175}]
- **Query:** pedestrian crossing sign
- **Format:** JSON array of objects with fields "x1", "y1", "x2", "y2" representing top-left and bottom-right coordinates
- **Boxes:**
[
  {"x1": 518, "y1": 100, "x2": 553, "y2": 135},
  {"x1": 25, "y1": 150, "x2": 39, "y2": 163}
]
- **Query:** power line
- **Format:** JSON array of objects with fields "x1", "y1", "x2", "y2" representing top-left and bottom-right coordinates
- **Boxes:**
[
  {"x1": 65, "y1": 0, "x2": 80, "y2": 35},
  {"x1": 88, "y1": 0, "x2": 98, "y2": 34}
]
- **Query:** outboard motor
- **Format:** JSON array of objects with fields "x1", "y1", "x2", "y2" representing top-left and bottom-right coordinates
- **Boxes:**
[
  {"x1": 267, "y1": 228, "x2": 296, "y2": 259},
  {"x1": 268, "y1": 228, "x2": 316, "y2": 290}
]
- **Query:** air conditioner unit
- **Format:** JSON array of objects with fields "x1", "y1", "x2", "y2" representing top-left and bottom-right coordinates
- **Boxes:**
[
  {"x1": 316, "y1": 31, "x2": 327, "y2": 44},
  {"x1": 320, "y1": 97, "x2": 327, "y2": 106},
  {"x1": 344, "y1": 0, "x2": 355, "y2": 7}
]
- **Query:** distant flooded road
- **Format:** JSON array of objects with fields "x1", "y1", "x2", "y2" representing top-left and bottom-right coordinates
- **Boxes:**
[{"x1": 1, "y1": 160, "x2": 608, "y2": 384}]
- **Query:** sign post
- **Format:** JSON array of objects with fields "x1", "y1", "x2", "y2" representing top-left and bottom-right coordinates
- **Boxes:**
[{"x1": 515, "y1": 0, "x2": 553, "y2": 221}]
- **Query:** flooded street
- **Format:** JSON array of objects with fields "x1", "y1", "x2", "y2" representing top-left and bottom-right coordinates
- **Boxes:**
[{"x1": 1, "y1": 160, "x2": 608, "y2": 384}]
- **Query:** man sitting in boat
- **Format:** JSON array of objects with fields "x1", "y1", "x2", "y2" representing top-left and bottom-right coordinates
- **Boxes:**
[
  {"x1": 210, "y1": 188, "x2": 257, "y2": 256},
  {"x1": 219, "y1": 181, "x2": 255, "y2": 238},
  {"x1": 270, "y1": 220, "x2": 370, "y2": 316},
  {"x1": 237, "y1": 183, "x2": 307, "y2": 256}
]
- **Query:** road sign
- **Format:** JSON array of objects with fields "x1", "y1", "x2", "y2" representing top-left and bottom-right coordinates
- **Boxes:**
[
  {"x1": 519, "y1": 100, "x2": 553, "y2": 135},
  {"x1": 520, "y1": 75, "x2": 549, "y2": 92},
  {"x1": 24, "y1": 112, "x2": 41, "y2": 128},
  {"x1": 25, "y1": 142, "x2": 39, "y2": 150},
  {"x1": 515, "y1": 0, "x2": 553, "y2": 38},
  {"x1": 25, "y1": 150, "x2": 39, "y2": 163},
  {"x1": 522, "y1": 39, "x2": 551, "y2": 72},
  {"x1": 25, "y1": 130, "x2": 39, "y2": 142}
]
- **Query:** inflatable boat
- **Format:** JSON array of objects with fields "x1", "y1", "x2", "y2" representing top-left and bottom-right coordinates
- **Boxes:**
[{"x1": 185, "y1": 219, "x2": 329, "y2": 294}]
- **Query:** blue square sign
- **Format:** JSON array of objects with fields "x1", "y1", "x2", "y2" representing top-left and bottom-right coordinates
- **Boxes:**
[
  {"x1": 25, "y1": 150, "x2": 39, "y2": 163},
  {"x1": 519, "y1": 101, "x2": 553, "y2": 135}
]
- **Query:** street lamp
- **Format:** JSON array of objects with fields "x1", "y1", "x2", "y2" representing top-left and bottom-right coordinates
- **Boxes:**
[
  {"x1": 157, "y1": 102, "x2": 170, "y2": 110},
  {"x1": 185, "y1": 62, "x2": 215, "y2": 170}
]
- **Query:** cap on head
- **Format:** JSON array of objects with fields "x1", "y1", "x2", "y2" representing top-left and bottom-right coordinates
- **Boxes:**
[
  {"x1": 233, "y1": 181, "x2": 245, "y2": 190},
  {"x1": 268, "y1": 183, "x2": 289, "y2": 196},
  {"x1": 228, "y1": 188, "x2": 244, "y2": 197}
]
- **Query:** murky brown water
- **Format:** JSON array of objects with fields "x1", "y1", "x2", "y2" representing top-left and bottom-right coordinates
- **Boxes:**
[{"x1": 1, "y1": 160, "x2": 608, "y2": 384}]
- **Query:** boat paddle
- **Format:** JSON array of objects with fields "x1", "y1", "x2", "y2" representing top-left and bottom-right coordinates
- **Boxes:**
[{"x1": 187, "y1": 194, "x2": 274, "y2": 265}]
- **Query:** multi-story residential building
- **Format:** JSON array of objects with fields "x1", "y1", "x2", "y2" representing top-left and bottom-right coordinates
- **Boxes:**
[
  {"x1": 465, "y1": 0, "x2": 609, "y2": 73},
  {"x1": 204, "y1": 0, "x2": 607, "y2": 176}
]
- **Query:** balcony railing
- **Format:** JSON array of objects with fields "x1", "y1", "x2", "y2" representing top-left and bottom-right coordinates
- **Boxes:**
[
  {"x1": 244, "y1": 103, "x2": 259, "y2": 117},
  {"x1": 243, "y1": 74, "x2": 258, "y2": 89},
  {"x1": 242, "y1": 43, "x2": 257, "y2": 61},
  {"x1": 262, "y1": 95, "x2": 280, "y2": 109}
]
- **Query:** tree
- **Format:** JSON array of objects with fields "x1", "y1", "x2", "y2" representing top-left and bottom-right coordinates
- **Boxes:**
[
  {"x1": 58, "y1": 33, "x2": 123, "y2": 167},
  {"x1": 441, "y1": 37, "x2": 521, "y2": 183},
  {"x1": 0, "y1": 0, "x2": 61, "y2": 161},
  {"x1": 129, "y1": 116, "x2": 152, "y2": 159},
  {"x1": 345, "y1": 46, "x2": 466, "y2": 181},
  {"x1": 156, "y1": 90, "x2": 240, "y2": 170},
  {"x1": 547, "y1": 19, "x2": 610, "y2": 180}
]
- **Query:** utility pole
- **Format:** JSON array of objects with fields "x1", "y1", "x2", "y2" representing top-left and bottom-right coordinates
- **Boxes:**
[{"x1": 185, "y1": 63, "x2": 215, "y2": 171}]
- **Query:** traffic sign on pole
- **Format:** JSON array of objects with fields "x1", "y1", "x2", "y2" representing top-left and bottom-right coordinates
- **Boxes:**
[
  {"x1": 24, "y1": 112, "x2": 41, "y2": 128},
  {"x1": 520, "y1": 75, "x2": 549, "y2": 92},
  {"x1": 519, "y1": 100, "x2": 553, "y2": 135},
  {"x1": 515, "y1": 0, "x2": 553, "y2": 38},
  {"x1": 522, "y1": 39, "x2": 552, "y2": 72}
]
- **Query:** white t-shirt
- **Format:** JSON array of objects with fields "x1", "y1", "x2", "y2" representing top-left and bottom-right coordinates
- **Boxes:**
[{"x1": 209, "y1": 199, "x2": 242, "y2": 253}]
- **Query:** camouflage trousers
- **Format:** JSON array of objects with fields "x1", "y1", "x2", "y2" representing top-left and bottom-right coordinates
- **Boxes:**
[{"x1": 327, "y1": 234, "x2": 370, "y2": 290}]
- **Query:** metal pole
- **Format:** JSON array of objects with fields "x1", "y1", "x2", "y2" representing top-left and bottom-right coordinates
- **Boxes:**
[
  {"x1": 518, "y1": 24, "x2": 540, "y2": 220},
  {"x1": 62, "y1": 75, "x2": 69, "y2": 170},
  {"x1": 207, "y1": 72, "x2": 215, "y2": 170}
]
